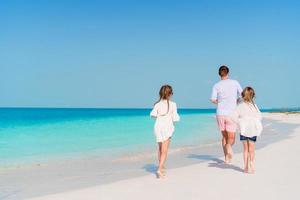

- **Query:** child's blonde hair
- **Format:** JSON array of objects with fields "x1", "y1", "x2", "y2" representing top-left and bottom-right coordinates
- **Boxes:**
[{"x1": 242, "y1": 86, "x2": 256, "y2": 106}]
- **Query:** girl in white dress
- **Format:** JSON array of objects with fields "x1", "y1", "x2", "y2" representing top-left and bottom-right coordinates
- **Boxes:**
[
  {"x1": 233, "y1": 87, "x2": 263, "y2": 173},
  {"x1": 150, "y1": 85, "x2": 180, "y2": 178}
]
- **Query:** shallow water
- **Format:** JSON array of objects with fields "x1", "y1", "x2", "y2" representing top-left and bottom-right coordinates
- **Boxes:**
[{"x1": 0, "y1": 108, "x2": 219, "y2": 166}]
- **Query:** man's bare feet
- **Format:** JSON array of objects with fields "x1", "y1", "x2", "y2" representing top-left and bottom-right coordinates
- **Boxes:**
[
  {"x1": 225, "y1": 155, "x2": 232, "y2": 164},
  {"x1": 225, "y1": 157, "x2": 229, "y2": 164},
  {"x1": 224, "y1": 143, "x2": 234, "y2": 164},
  {"x1": 226, "y1": 144, "x2": 233, "y2": 161}
]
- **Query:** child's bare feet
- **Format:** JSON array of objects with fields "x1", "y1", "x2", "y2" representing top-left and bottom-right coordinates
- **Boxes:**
[
  {"x1": 249, "y1": 162, "x2": 255, "y2": 174},
  {"x1": 244, "y1": 167, "x2": 249, "y2": 173},
  {"x1": 156, "y1": 170, "x2": 165, "y2": 179},
  {"x1": 162, "y1": 166, "x2": 166, "y2": 175}
]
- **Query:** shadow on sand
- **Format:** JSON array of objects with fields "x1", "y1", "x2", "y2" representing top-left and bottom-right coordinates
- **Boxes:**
[
  {"x1": 0, "y1": 189, "x2": 21, "y2": 200},
  {"x1": 142, "y1": 154, "x2": 243, "y2": 175},
  {"x1": 142, "y1": 164, "x2": 157, "y2": 175},
  {"x1": 187, "y1": 154, "x2": 244, "y2": 173}
]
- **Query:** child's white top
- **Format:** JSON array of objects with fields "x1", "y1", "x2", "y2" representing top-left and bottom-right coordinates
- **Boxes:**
[
  {"x1": 232, "y1": 101, "x2": 263, "y2": 137},
  {"x1": 211, "y1": 79, "x2": 243, "y2": 116},
  {"x1": 150, "y1": 100, "x2": 180, "y2": 142}
]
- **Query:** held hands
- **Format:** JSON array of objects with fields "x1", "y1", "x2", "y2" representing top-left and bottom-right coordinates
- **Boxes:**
[
  {"x1": 237, "y1": 98, "x2": 242, "y2": 104},
  {"x1": 211, "y1": 99, "x2": 218, "y2": 104}
]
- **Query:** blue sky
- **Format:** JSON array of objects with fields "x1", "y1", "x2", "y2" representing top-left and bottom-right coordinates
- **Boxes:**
[{"x1": 1, "y1": 0, "x2": 299, "y2": 108}]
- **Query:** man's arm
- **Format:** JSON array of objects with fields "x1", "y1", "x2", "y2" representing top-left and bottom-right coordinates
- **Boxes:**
[
  {"x1": 211, "y1": 85, "x2": 218, "y2": 104},
  {"x1": 237, "y1": 81, "x2": 243, "y2": 97},
  {"x1": 236, "y1": 81, "x2": 243, "y2": 104}
]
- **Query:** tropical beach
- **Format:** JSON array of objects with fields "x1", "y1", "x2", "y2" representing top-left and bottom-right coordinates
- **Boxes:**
[
  {"x1": 0, "y1": 112, "x2": 299, "y2": 199},
  {"x1": 1, "y1": 1, "x2": 300, "y2": 200}
]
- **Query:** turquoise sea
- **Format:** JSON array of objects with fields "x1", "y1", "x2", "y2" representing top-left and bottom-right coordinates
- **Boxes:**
[{"x1": 0, "y1": 108, "x2": 294, "y2": 167}]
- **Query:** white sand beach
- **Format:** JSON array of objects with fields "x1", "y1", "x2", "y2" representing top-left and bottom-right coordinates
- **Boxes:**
[{"x1": 27, "y1": 113, "x2": 300, "y2": 200}]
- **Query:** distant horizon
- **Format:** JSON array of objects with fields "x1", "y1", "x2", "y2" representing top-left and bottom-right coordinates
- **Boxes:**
[{"x1": 1, "y1": 106, "x2": 299, "y2": 111}]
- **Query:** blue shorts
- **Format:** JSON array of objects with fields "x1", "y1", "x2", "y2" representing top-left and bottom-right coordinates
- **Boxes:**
[{"x1": 240, "y1": 135, "x2": 257, "y2": 142}]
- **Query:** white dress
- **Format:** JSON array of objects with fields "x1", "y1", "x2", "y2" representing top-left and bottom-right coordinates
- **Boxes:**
[
  {"x1": 232, "y1": 101, "x2": 263, "y2": 137},
  {"x1": 150, "y1": 100, "x2": 180, "y2": 142}
]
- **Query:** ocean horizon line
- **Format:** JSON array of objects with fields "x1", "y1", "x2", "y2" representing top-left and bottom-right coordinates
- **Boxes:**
[
  {"x1": 0, "y1": 107, "x2": 215, "y2": 110},
  {"x1": 0, "y1": 107, "x2": 299, "y2": 111}
]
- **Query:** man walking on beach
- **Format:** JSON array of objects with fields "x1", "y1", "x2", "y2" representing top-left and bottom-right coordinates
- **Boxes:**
[{"x1": 211, "y1": 65, "x2": 242, "y2": 164}]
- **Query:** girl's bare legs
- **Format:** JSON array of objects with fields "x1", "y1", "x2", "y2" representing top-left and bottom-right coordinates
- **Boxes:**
[
  {"x1": 158, "y1": 142, "x2": 162, "y2": 163},
  {"x1": 158, "y1": 138, "x2": 171, "y2": 177},
  {"x1": 243, "y1": 141, "x2": 249, "y2": 173},
  {"x1": 158, "y1": 142, "x2": 165, "y2": 172},
  {"x1": 248, "y1": 141, "x2": 255, "y2": 173}
]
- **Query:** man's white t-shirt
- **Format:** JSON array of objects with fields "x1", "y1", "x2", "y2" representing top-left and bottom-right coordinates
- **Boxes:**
[{"x1": 211, "y1": 79, "x2": 243, "y2": 116}]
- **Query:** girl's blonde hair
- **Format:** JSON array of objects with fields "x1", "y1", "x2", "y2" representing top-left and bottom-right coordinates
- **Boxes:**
[
  {"x1": 154, "y1": 85, "x2": 173, "y2": 115},
  {"x1": 242, "y1": 86, "x2": 256, "y2": 106}
]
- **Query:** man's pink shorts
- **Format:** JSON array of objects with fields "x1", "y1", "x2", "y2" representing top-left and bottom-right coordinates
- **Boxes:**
[{"x1": 216, "y1": 115, "x2": 237, "y2": 133}]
